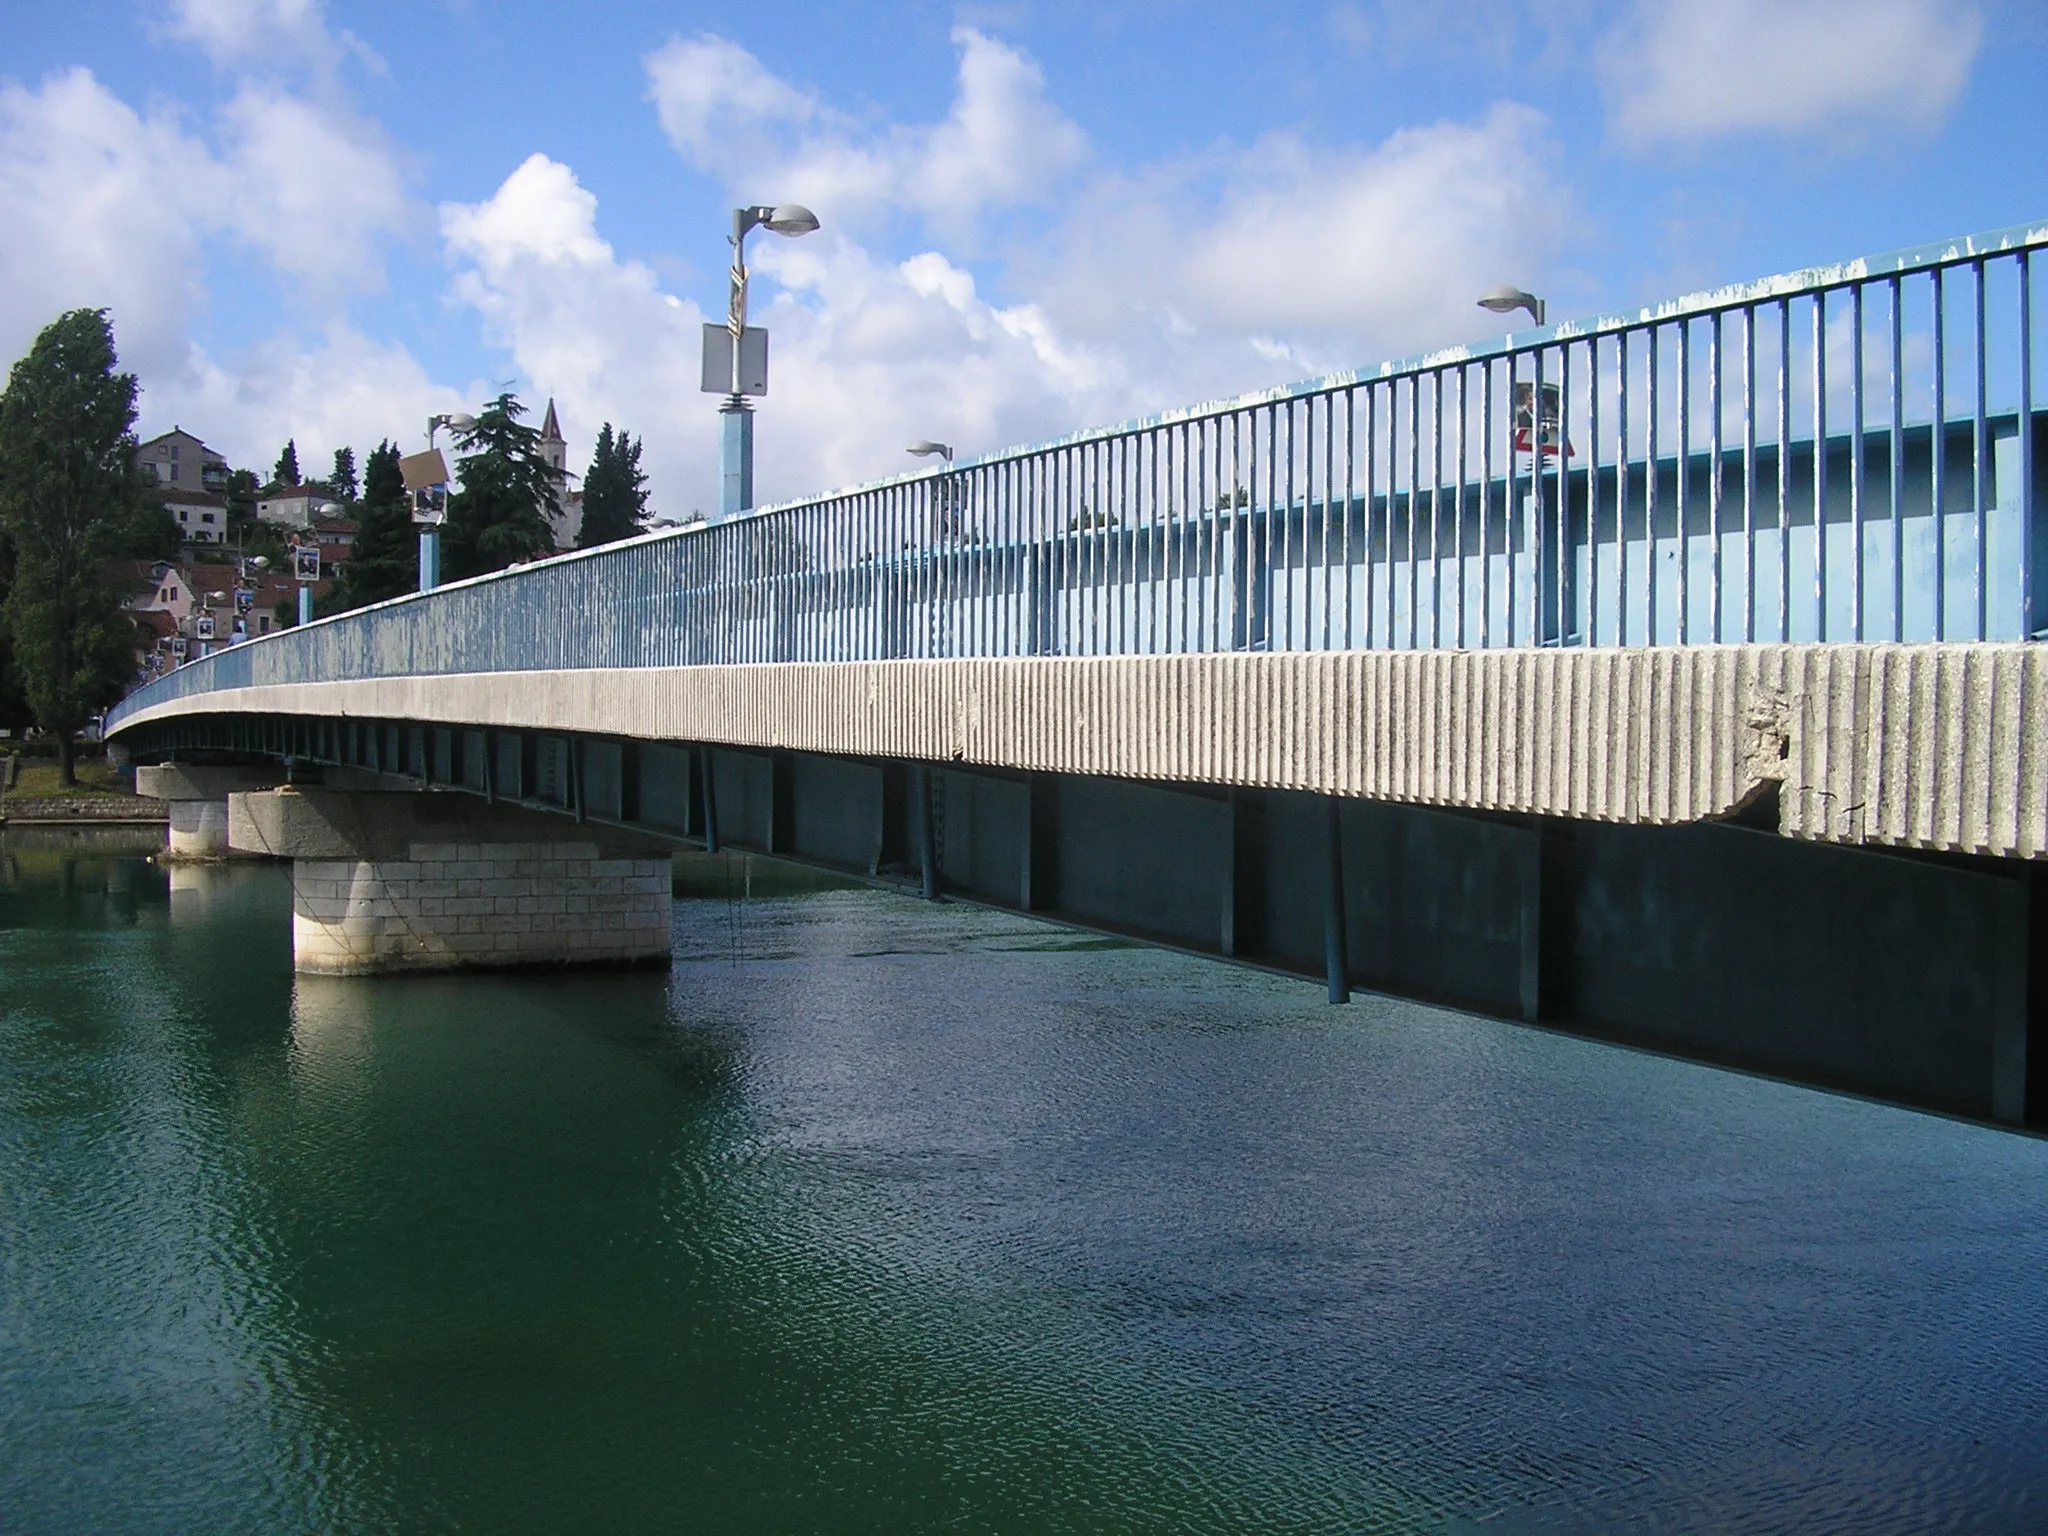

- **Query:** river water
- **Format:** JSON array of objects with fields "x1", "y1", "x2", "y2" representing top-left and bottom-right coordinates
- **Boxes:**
[{"x1": 2, "y1": 833, "x2": 2045, "y2": 1534}]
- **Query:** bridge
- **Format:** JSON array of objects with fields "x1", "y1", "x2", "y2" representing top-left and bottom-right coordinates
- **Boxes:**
[{"x1": 110, "y1": 221, "x2": 2048, "y2": 1130}]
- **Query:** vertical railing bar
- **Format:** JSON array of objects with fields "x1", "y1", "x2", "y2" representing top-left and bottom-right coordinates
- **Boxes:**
[
  {"x1": 1586, "y1": 341, "x2": 1600, "y2": 646},
  {"x1": 1265, "y1": 401, "x2": 1279, "y2": 651},
  {"x1": 1557, "y1": 341, "x2": 1571, "y2": 645},
  {"x1": 1646, "y1": 326, "x2": 1660, "y2": 645},
  {"x1": 1709, "y1": 311, "x2": 1723, "y2": 643},
  {"x1": 1285, "y1": 398, "x2": 1299, "y2": 651},
  {"x1": 1850, "y1": 280, "x2": 1866, "y2": 643},
  {"x1": 1888, "y1": 274, "x2": 1904, "y2": 643},
  {"x1": 1430, "y1": 368, "x2": 1444, "y2": 648},
  {"x1": 1615, "y1": 331, "x2": 1629, "y2": 648},
  {"x1": 1364, "y1": 385, "x2": 1378, "y2": 648},
  {"x1": 1972, "y1": 258, "x2": 1989, "y2": 640},
  {"x1": 1931, "y1": 267, "x2": 1947, "y2": 643},
  {"x1": 1407, "y1": 374, "x2": 1421, "y2": 649},
  {"x1": 1813, "y1": 291, "x2": 1829, "y2": 643},
  {"x1": 1231, "y1": 412, "x2": 1244, "y2": 651},
  {"x1": 1456, "y1": 366, "x2": 1470, "y2": 648},
  {"x1": 1677, "y1": 317, "x2": 1691, "y2": 643},
  {"x1": 2020, "y1": 250, "x2": 2036, "y2": 641},
  {"x1": 1777, "y1": 298, "x2": 1791, "y2": 643},
  {"x1": 1344, "y1": 386, "x2": 1357, "y2": 650},
  {"x1": 1742, "y1": 305, "x2": 1757, "y2": 644}
]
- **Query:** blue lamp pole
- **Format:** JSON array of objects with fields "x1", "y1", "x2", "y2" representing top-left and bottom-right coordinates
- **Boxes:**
[
  {"x1": 420, "y1": 412, "x2": 475, "y2": 592},
  {"x1": 715, "y1": 203, "x2": 820, "y2": 519}
]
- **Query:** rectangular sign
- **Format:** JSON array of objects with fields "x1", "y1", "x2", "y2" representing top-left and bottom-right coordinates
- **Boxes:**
[
  {"x1": 701, "y1": 323, "x2": 769, "y2": 396},
  {"x1": 399, "y1": 449, "x2": 452, "y2": 493}
]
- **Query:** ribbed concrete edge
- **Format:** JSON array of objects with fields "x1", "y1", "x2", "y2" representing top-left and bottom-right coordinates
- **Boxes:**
[{"x1": 108, "y1": 644, "x2": 2048, "y2": 860}]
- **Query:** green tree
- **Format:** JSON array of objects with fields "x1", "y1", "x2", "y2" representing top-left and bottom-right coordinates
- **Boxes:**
[
  {"x1": 223, "y1": 466, "x2": 260, "y2": 526},
  {"x1": 443, "y1": 392, "x2": 559, "y2": 581},
  {"x1": 0, "y1": 309, "x2": 144, "y2": 782},
  {"x1": 320, "y1": 439, "x2": 416, "y2": 614},
  {"x1": 575, "y1": 422, "x2": 650, "y2": 548},
  {"x1": 274, "y1": 439, "x2": 301, "y2": 488},
  {"x1": 0, "y1": 528, "x2": 30, "y2": 734},
  {"x1": 330, "y1": 445, "x2": 358, "y2": 502}
]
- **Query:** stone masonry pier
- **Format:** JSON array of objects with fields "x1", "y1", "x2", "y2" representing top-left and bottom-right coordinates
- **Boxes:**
[
  {"x1": 135, "y1": 762, "x2": 285, "y2": 858},
  {"x1": 228, "y1": 786, "x2": 671, "y2": 976}
]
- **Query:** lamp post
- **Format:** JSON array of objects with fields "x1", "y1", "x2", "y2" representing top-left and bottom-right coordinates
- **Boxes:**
[
  {"x1": 712, "y1": 203, "x2": 820, "y2": 520},
  {"x1": 1477, "y1": 285, "x2": 1546, "y2": 326},
  {"x1": 418, "y1": 411, "x2": 476, "y2": 592}
]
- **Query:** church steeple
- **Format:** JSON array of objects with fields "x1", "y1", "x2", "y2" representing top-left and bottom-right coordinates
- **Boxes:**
[{"x1": 540, "y1": 398, "x2": 563, "y2": 443}]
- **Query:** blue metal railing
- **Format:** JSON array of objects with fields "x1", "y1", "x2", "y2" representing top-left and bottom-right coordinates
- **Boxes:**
[{"x1": 110, "y1": 220, "x2": 2046, "y2": 731}]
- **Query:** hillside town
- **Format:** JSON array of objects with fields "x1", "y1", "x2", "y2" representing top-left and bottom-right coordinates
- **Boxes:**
[{"x1": 114, "y1": 397, "x2": 633, "y2": 686}]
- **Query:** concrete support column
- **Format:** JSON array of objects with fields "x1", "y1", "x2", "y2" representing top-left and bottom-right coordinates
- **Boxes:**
[
  {"x1": 229, "y1": 788, "x2": 672, "y2": 975},
  {"x1": 136, "y1": 763, "x2": 286, "y2": 859}
]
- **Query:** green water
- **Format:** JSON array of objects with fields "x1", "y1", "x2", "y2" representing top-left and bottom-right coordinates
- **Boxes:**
[{"x1": 4, "y1": 838, "x2": 2046, "y2": 1533}]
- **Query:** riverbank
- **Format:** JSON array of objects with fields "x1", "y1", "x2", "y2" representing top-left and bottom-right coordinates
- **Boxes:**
[{"x1": 0, "y1": 755, "x2": 166, "y2": 826}]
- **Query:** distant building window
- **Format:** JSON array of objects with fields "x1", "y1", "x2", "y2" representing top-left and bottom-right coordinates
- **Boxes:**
[
  {"x1": 169, "y1": 463, "x2": 180, "y2": 482},
  {"x1": 178, "y1": 508, "x2": 189, "y2": 521},
  {"x1": 200, "y1": 512, "x2": 215, "y2": 524},
  {"x1": 170, "y1": 445, "x2": 180, "y2": 459}
]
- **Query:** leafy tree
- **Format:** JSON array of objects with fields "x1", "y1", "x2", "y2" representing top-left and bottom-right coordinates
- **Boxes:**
[
  {"x1": 0, "y1": 309, "x2": 144, "y2": 782},
  {"x1": 223, "y1": 466, "x2": 260, "y2": 529},
  {"x1": 330, "y1": 445, "x2": 358, "y2": 502},
  {"x1": 120, "y1": 495, "x2": 180, "y2": 560},
  {"x1": 0, "y1": 529, "x2": 30, "y2": 734},
  {"x1": 575, "y1": 422, "x2": 649, "y2": 548},
  {"x1": 274, "y1": 439, "x2": 301, "y2": 488},
  {"x1": 320, "y1": 439, "x2": 416, "y2": 614},
  {"x1": 442, "y1": 392, "x2": 559, "y2": 581}
]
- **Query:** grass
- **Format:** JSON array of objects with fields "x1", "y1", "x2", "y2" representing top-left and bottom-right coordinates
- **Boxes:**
[{"x1": 3, "y1": 759, "x2": 138, "y2": 801}]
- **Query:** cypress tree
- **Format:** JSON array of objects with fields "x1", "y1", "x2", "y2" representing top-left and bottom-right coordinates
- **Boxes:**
[
  {"x1": 0, "y1": 309, "x2": 143, "y2": 782},
  {"x1": 274, "y1": 439, "x2": 301, "y2": 488},
  {"x1": 330, "y1": 445, "x2": 358, "y2": 503},
  {"x1": 320, "y1": 439, "x2": 414, "y2": 614},
  {"x1": 575, "y1": 422, "x2": 650, "y2": 548}
]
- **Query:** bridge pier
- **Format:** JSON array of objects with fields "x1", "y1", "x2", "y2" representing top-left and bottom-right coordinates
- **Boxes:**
[
  {"x1": 227, "y1": 787, "x2": 672, "y2": 975},
  {"x1": 135, "y1": 764, "x2": 287, "y2": 859}
]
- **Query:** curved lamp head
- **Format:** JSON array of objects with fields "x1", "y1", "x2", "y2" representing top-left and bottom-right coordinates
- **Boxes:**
[
  {"x1": 1477, "y1": 286, "x2": 1545, "y2": 326},
  {"x1": 763, "y1": 203, "x2": 821, "y2": 237},
  {"x1": 906, "y1": 440, "x2": 953, "y2": 463}
]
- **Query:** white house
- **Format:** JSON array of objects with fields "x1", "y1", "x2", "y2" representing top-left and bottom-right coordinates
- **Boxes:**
[
  {"x1": 166, "y1": 490, "x2": 229, "y2": 544},
  {"x1": 255, "y1": 486, "x2": 344, "y2": 530}
]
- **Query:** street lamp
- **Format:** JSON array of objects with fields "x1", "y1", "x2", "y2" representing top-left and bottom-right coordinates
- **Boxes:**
[
  {"x1": 906, "y1": 440, "x2": 953, "y2": 463},
  {"x1": 1477, "y1": 285, "x2": 1546, "y2": 326},
  {"x1": 706, "y1": 204, "x2": 820, "y2": 520},
  {"x1": 408, "y1": 411, "x2": 476, "y2": 592}
]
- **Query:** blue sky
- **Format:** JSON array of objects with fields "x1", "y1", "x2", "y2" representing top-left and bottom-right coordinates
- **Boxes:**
[{"x1": 4, "y1": 0, "x2": 2044, "y2": 517}]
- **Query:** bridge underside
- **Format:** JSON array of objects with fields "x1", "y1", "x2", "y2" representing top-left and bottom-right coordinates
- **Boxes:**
[{"x1": 118, "y1": 705, "x2": 2045, "y2": 1134}]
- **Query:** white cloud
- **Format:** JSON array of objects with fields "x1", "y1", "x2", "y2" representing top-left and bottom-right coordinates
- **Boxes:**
[
  {"x1": 645, "y1": 27, "x2": 1086, "y2": 232},
  {"x1": 439, "y1": 36, "x2": 1577, "y2": 517},
  {"x1": 216, "y1": 84, "x2": 413, "y2": 292},
  {"x1": 439, "y1": 154, "x2": 1125, "y2": 513},
  {"x1": 1601, "y1": 0, "x2": 1981, "y2": 144},
  {"x1": 0, "y1": 69, "x2": 218, "y2": 380},
  {"x1": 163, "y1": 0, "x2": 379, "y2": 79},
  {"x1": 143, "y1": 323, "x2": 471, "y2": 477},
  {"x1": 443, "y1": 155, "x2": 717, "y2": 510}
]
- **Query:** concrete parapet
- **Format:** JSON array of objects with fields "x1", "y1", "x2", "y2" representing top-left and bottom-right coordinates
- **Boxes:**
[
  {"x1": 229, "y1": 788, "x2": 671, "y2": 975},
  {"x1": 111, "y1": 642, "x2": 2048, "y2": 862},
  {"x1": 137, "y1": 763, "x2": 285, "y2": 859}
]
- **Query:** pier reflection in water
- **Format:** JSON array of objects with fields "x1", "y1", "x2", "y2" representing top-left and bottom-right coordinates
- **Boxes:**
[{"x1": 2, "y1": 841, "x2": 2045, "y2": 1534}]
